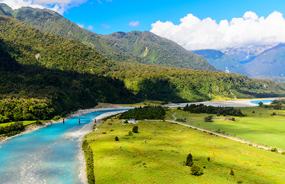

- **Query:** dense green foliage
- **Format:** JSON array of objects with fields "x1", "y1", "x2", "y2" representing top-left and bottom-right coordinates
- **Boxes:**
[
  {"x1": 183, "y1": 104, "x2": 245, "y2": 116},
  {"x1": 82, "y1": 140, "x2": 95, "y2": 184},
  {"x1": 0, "y1": 98, "x2": 54, "y2": 123},
  {"x1": 119, "y1": 106, "x2": 166, "y2": 120},
  {"x1": 0, "y1": 122, "x2": 24, "y2": 136}
]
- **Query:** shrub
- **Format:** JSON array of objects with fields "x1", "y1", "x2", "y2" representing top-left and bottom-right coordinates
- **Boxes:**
[
  {"x1": 217, "y1": 112, "x2": 220, "y2": 116},
  {"x1": 102, "y1": 132, "x2": 106, "y2": 134},
  {"x1": 230, "y1": 169, "x2": 234, "y2": 175},
  {"x1": 132, "y1": 126, "x2": 139, "y2": 133},
  {"x1": 177, "y1": 107, "x2": 181, "y2": 110},
  {"x1": 237, "y1": 180, "x2": 243, "y2": 184},
  {"x1": 204, "y1": 116, "x2": 213, "y2": 122},
  {"x1": 53, "y1": 115, "x2": 61, "y2": 120},
  {"x1": 232, "y1": 118, "x2": 235, "y2": 121},
  {"x1": 186, "y1": 153, "x2": 193, "y2": 166},
  {"x1": 128, "y1": 131, "x2": 133, "y2": 136},
  {"x1": 207, "y1": 157, "x2": 210, "y2": 162},
  {"x1": 252, "y1": 111, "x2": 255, "y2": 113},
  {"x1": 82, "y1": 140, "x2": 95, "y2": 184},
  {"x1": 115, "y1": 136, "x2": 119, "y2": 141},
  {"x1": 272, "y1": 112, "x2": 276, "y2": 116},
  {"x1": 258, "y1": 102, "x2": 263, "y2": 107},
  {"x1": 191, "y1": 164, "x2": 203, "y2": 176},
  {"x1": 271, "y1": 148, "x2": 278, "y2": 152},
  {"x1": 35, "y1": 120, "x2": 42, "y2": 125}
]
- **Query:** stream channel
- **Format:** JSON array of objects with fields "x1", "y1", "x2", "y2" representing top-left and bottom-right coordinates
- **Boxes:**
[{"x1": 0, "y1": 109, "x2": 126, "y2": 184}]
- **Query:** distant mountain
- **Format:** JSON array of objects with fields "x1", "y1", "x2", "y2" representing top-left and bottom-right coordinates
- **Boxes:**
[
  {"x1": 192, "y1": 45, "x2": 284, "y2": 78},
  {"x1": 102, "y1": 31, "x2": 220, "y2": 71},
  {"x1": 0, "y1": 3, "x2": 220, "y2": 72}
]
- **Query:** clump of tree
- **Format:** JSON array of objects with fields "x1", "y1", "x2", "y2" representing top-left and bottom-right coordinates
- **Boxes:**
[
  {"x1": 119, "y1": 106, "x2": 166, "y2": 120},
  {"x1": 183, "y1": 104, "x2": 245, "y2": 116},
  {"x1": 115, "y1": 136, "x2": 119, "y2": 141}
]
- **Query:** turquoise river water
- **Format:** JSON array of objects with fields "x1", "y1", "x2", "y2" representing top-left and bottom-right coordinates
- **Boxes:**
[{"x1": 0, "y1": 109, "x2": 124, "y2": 184}]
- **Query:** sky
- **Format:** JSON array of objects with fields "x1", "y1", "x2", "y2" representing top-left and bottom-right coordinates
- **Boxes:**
[{"x1": 2, "y1": 0, "x2": 285, "y2": 50}]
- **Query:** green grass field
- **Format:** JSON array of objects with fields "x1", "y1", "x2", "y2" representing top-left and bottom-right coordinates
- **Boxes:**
[
  {"x1": 84, "y1": 117, "x2": 285, "y2": 184},
  {"x1": 0, "y1": 121, "x2": 37, "y2": 127},
  {"x1": 171, "y1": 107, "x2": 285, "y2": 150}
]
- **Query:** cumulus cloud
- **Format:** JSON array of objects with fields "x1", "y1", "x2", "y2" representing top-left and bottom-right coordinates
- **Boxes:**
[
  {"x1": 87, "y1": 25, "x2": 94, "y2": 30},
  {"x1": 128, "y1": 21, "x2": 139, "y2": 27},
  {"x1": 150, "y1": 11, "x2": 285, "y2": 50},
  {"x1": 102, "y1": 24, "x2": 110, "y2": 29},
  {"x1": 77, "y1": 23, "x2": 84, "y2": 28},
  {"x1": 0, "y1": 0, "x2": 87, "y2": 14}
]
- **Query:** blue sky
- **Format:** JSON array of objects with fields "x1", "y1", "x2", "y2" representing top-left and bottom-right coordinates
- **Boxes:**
[
  {"x1": 3, "y1": 0, "x2": 285, "y2": 49},
  {"x1": 60, "y1": 0, "x2": 285, "y2": 35}
]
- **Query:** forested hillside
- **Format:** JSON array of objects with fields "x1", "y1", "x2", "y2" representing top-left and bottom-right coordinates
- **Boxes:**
[
  {"x1": 0, "y1": 3, "x2": 219, "y2": 72},
  {"x1": 1, "y1": 14, "x2": 285, "y2": 122},
  {"x1": 102, "y1": 31, "x2": 219, "y2": 71}
]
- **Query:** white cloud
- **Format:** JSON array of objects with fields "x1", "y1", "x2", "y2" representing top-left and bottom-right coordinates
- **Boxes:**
[
  {"x1": 128, "y1": 21, "x2": 139, "y2": 27},
  {"x1": 102, "y1": 24, "x2": 110, "y2": 29},
  {"x1": 0, "y1": 0, "x2": 87, "y2": 14},
  {"x1": 77, "y1": 23, "x2": 84, "y2": 28},
  {"x1": 87, "y1": 25, "x2": 94, "y2": 30},
  {"x1": 150, "y1": 11, "x2": 285, "y2": 50}
]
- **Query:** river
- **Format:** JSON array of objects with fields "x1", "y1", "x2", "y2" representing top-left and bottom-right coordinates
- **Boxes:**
[{"x1": 0, "y1": 109, "x2": 126, "y2": 184}]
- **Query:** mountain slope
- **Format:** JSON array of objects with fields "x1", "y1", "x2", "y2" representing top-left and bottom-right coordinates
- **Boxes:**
[
  {"x1": 0, "y1": 3, "x2": 220, "y2": 72},
  {"x1": 103, "y1": 31, "x2": 220, "y2": 71},
  {"x1": 1, "y1": 14, "x2": 285, "y2": 117}
]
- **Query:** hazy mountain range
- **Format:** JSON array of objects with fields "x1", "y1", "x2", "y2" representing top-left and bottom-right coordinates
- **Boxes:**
[{"x1": 192, "y1": 44, "x2": 285, "y2": 81}]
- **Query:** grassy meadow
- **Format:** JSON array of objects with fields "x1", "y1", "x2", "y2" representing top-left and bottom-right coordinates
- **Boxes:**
[
  {"x1": 0, "y1": 121, "x2": 37, "y2": 128},
  {"x1": 84, "y1": 116, "x2": 285, "y2": 184},
  {"x1": 171, "y1": 107, "x2": 285, "y2": 150}
]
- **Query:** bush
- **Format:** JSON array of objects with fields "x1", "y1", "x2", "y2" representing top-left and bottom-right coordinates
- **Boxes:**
[
  {"x1": 186, "y1": 153, "x2": 193, "y2": 166},
  {"x1": 177, "y1": 107, "x2": 181, "y2": 110},
  {"x1": 272, "y1": 112, "x2": 276, "y2": 116},
  {"x1": 230, "y1": 169, "x2": 234, "y2": 175},
  {"x1": 82, "y1": 140, "x2": 95, "y2": 184},
  {"x1": 232, "y1": 118, "x2": 235, "y2": 121},
  {"x1": 191, "y1": 164, "x2": 203, "y2": 176},
  {"x1": 271, "y1": 148, "x2": 278, "y2": 152},
  {"x1": 258, "y1": 102, "x2": 263, "y2": 107},
  {"x1": 128, "y1": 131, "x2": 133, "y2": 136},
  {"x1": 35, "y1": 120, "x2": 42, "y2": 125},
  {"x1": 207, "y1": 157, "x2": 210, "y2": 162},
  {"x1": 132, "y1": 126, "x2": 139, "y2": 133},
  {"x1": 204, "y1": 116, "x2": 213, "y2": 122},
  {"x1": 115, "y1": 136, "x2": 119, "y2": 141}
]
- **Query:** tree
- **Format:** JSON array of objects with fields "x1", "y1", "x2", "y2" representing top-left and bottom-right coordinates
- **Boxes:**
[
  {"x1": 186, "y1": 153, "x2": 193, "y2": 166},
  {"x1": 204, "y1": 116, "x2": 213, "y2": 122},
  {"x1": 191, "y1": 164, "x2": 203, "y2": 176},
  {"x1": 132, "y1": 126, "x2": 139, "y2": 133},
  {"x1": 115, "y1": 136, "x2": 119, "y2": 141},
  {"x1": 230, "y1": 169, "x2": 234, "y2": 175},
  {"x1": 258, "y1": 102, "x2": 263, "y2": 107}
]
